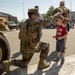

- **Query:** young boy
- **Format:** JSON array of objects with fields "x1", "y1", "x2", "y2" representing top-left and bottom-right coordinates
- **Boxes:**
[{"x1": 53, "y1": 15, "x2": 68, "y2": 65}]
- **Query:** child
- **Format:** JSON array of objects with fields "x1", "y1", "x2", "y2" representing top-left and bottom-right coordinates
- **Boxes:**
[{"x1": 53, "y1": 15, "x2": 68, "y2": 65}]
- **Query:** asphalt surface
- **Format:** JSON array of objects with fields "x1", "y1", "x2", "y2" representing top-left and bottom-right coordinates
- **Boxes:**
[
  {"x1": 2, "y1": 27, "x2": 75, "y2": 75},
  {"x1": 3, "y1": 27, "x2": 75, "y2": 66}
]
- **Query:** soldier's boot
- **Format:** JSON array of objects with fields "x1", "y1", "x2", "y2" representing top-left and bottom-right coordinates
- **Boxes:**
[
  {"x1": 38, "y1": 58, "x2": 50, "y2": 69},
  {"x1": 2, "y1": 59, "x2": 15, "y2": 73}
]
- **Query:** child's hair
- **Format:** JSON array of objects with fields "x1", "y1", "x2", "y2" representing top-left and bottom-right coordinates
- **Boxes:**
[{"x1": 54, "y1": 15, "x2": 64, "y2": 21}]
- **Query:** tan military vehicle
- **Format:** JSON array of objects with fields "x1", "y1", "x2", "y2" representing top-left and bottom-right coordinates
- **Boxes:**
[
  {"x1": 0, "y1": 17, "x2": 10, "y2": 74},
  {"x1": 43, "y1": 18, "x2": 56, "y2": 29}
]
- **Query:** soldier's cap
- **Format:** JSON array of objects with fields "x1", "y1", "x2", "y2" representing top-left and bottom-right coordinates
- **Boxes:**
[
  {"x1": 52, "y1": 8, "x2": 63, "y2": 15},
  {"x1": 28, "y1": 8, "x2": 38, "y2": 15}
]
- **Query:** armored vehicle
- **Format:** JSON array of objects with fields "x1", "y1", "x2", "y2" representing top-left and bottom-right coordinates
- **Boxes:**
[
  {"x1": 0, "y1": 17, "x2": 10, "y2": 74},
  {"x1": 43, "y1": 18, "x2": 56, "y2": 29}
]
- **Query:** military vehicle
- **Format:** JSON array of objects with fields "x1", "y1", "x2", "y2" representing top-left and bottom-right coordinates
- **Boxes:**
[
  {"x1": 43, "y1": 18, "x2": 56, "y2": 29},
  {"x1": 0, "y1": 17, "x2": 10, "y2": 74}
]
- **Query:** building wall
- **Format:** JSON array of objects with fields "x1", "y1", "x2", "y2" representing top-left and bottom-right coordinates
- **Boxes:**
[
  {"x1": 0, "y1": 12, "x2": 18, "y2": 24},
  {"x1": 70, "y1": 11, "x2": 75, "y2": 17}
]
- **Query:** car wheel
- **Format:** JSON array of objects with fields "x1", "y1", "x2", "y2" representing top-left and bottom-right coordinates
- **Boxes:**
[
  {"x1": 46, "y1": 26, "x2": 49, "y2": 29},
  {"x1": 50, "y1": 24, "x2": 54, "y2": 29},
  {"x1": 16, "y1": 27, "x2": 18, "y2": 30},
  {"x1": 0, "y1": 34, "x2": 10, "y2": 74},
  {"x1": 9, "y1": 27, "x2": 12, "y2": 30}
]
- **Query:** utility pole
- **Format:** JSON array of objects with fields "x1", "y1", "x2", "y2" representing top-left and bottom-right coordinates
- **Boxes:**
[
  {"x1": 70, "y1": 0, "x2": 72, "y2": 11},
  {"x1": 22, "y1": 2, "x2": 25, "y2": 22},
  {"x1": 70, "y1": 0, "x2": 72, "y2": 18}
]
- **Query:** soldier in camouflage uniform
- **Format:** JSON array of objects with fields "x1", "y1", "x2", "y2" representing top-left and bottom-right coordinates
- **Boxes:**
[{"x1": 2, "y1": 8, "x2": 50, "y2": 73}]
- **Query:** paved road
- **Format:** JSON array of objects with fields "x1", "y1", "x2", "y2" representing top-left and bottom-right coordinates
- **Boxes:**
[
  {"x1": 2, "y1": 28, "x2": 75, "y2": 75},
  {"x1": 3, "y1": 28, "x2": 75, "y2": 66},
  {"x1": 8, "y1": 54, "x2": 75, "y2": 75}
]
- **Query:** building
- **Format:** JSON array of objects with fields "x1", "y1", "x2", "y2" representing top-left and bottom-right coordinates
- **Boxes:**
[
  {"x1": 0, "y1": 12, "x2": 18, "y2": 24},
  {"x1": 70, "y1": 11, "x2": 75, "y2": 18},
  {"x1": 70, "y1": 11, "x2": 75, "y2": 24}
]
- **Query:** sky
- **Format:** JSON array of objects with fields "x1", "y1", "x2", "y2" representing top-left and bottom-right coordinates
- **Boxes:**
[{"x1": 0, "y1": 0, "x2": 75, "y2": 21}]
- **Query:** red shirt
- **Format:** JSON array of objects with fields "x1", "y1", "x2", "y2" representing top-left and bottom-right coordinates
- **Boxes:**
[{"x1": 56, "y1": 25, "x2": 67, "y2": 37}]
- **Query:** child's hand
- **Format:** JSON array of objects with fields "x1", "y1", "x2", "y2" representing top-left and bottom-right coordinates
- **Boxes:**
[{"x1": 53, "y1": 36, "x2": 56, "y2": 39}]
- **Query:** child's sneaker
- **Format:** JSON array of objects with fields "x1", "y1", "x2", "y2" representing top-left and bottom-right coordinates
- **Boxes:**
[
  {"x1": 53, "y1": 57, "x2": 60, "y2": 62},
  {"x1": 61, "y1": 58, "x2": 65, "y2": 65}
]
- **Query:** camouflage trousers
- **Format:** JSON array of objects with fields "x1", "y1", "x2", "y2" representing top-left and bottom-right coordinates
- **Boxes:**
[{"x1": 12, "y1": 42, "x2": 50, "y2": 68}]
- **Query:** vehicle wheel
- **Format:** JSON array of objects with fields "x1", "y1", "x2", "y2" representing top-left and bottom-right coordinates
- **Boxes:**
[
  {"x1": 10, "y1": 28, "x2": 12, "y2": 30},
  {"x1": 0, "y1": 34, "x2": 10, "y2": 75},
  {"x1": 46, "y1": 27, "x2": 49, "y2": 29},
  {"x1": 16, "y1": 27, "x2": 18, "y2": 30},
  {"x1": 50, "y1": 24, "x2": 54, "y2": 29},
  {"x1": 8, "y1": 26, "x2": 12, "y2": 30}
]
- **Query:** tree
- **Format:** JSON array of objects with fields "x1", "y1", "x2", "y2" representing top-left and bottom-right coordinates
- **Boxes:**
[{"x1": 44, "y1": 6, "x2": 55, "y2": 18}]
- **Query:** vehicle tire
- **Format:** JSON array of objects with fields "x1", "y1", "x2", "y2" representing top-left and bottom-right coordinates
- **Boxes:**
[
  {"x1": 0, "y1": 34, "x2": 10, "y2": 75},
  {"x1": 10, "y1": 28, "x2": 12, "y2": 30},
  {"x1": 9, "y1": 27, "x2": 12, "y2": 30},
  {"x1": 16, "y1": 27, "x2": 18, "y2": 30},
  {"x1": 46, "y1": 26, "x2": 49, "y2": 29},
  {"x1": 50, "y1": 24, "x2": 54, "y2": 29}
]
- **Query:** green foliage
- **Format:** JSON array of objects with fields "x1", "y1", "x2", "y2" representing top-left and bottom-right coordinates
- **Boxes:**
[{"x1": 44, "y1": 6, "x2": 55, "y2": 18}]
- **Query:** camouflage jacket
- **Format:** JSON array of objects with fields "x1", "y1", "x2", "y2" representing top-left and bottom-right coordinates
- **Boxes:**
[{"x1": 19, "y1": 18, "x2": 50, "y2": 52}]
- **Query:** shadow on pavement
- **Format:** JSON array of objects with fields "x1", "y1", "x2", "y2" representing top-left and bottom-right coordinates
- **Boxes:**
[
  {"x1": 2, "y1": 63, "x2": 63, "y2": 75},
  {"x1": 47, "y1": 51, "x2": 57, "y2": 62},
  {"x1": 11, "y1": 52, "x2": 21, "y2": 59},
  {"x1": 44, "y1": 62, "x2": 63, "y2": 75},
  {"x1": 3, "y1": 67, "x2": 28, "y2": 75},
  {"x1": 29, "y1": 62, "x2": 63, "y2": 75},
  {"x1": 29, "y1": 51, "x2": 63, "y2": 75},
  {"x1": 3, "y1": 51, "x2": 62, "y2": 75}
]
